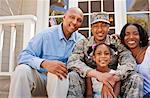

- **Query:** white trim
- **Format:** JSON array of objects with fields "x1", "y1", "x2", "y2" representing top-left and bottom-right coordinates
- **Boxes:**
[
  {"x1": 114, "y1": 0, "x2": 127, "y2": 35},
  {"x1": 88, "y1": 0, "x2": 91, "y2": 37},
  {"x1": 79, "y1": 27, "x2": 90, "y2": 30},
  {"x1": 23, "y1": 20, "x2": 36, "y2": 49},
  {"x1": 0, "y1": 72, "x2": 13, "y2": 76},
  {"x1": 9, "y1": 24, "x2": 16, "y2": 72},
  {"x1": 101, "y1": 0, "x2": 103, "y2": 12},
  {"x1": 127, "y1": 11, "x2": 150, "y2": 14},
  {"x1": 36, "y1": 0, "x2": 50, "y2": 33},
  {"x1": 0, "y1": 15, "x2": 37, "y2": 24},
  {"x1": 49, "y1": 15, "x2": 64, "y2": 18},
  {"x1": 0, "y1": 24, "x2": 4, "y2": 72}
]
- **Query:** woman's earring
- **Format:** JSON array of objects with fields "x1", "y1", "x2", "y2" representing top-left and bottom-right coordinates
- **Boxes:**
[{"x1": 140, "y1": 41, "x2": 142, "y2": 44}]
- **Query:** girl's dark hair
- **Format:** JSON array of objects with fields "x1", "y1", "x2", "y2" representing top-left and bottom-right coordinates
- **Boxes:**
[
  {"x1": 120, "y1": 23, "x2": 149, "y2": 48},
  {"x1": 87, "y1": 43, "x2": 117, "y2": 56}
]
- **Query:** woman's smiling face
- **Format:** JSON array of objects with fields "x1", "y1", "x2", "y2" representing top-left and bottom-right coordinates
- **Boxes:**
[{"x1": 124, "y1": 25, "x2": 140, "y2": 49}]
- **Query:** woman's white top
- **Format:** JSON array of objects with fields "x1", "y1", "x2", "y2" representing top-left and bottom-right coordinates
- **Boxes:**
[{"x1": 136, "y1": 46, "x2": 150, "y2": 95}]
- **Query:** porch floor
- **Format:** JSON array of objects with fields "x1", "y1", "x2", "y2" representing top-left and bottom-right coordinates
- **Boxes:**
[{"x1": 0, "y1": 76, "x2": 47, "y2": 98}]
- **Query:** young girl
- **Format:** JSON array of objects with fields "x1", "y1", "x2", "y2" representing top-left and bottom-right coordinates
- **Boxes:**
[{"x1": 85, "y1": 43, "x2": 120, "y2": 98}]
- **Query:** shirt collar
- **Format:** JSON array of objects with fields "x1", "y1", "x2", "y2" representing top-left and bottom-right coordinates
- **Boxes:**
[
  {"x1": 58, "y1": 24, "x2": 65, "y2": 40},
  {"x1": 58, "y1": 24, "x2": 77, "y2": 43}
]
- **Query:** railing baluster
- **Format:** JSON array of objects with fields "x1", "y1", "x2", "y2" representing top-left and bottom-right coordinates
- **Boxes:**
[
  {"x1": 0, "y1": 15, "x2": 37, "y2": 76},
  {"x1": 23, "y1": 21, "x2": 35, "y2": 49},
  {"x1": 9, "y1": 24, "x2": 16, "y2": 72},
  {"x1": 0, "y1": 24, "x2": 4, "y2": 72}
]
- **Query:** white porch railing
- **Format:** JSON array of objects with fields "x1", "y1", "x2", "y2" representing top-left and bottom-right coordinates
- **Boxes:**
[{"x1": 0, "y1": 15, "x2": 37, "y2": 76}]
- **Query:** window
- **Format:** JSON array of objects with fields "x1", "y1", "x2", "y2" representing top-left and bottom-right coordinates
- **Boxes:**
[
  {"x1": 47, "y1": 0, "x2": 150, "y2": 37},
  {"x1": 49, "y1": 0, "x2": 69, "y2": 26},
  {"x1": 48, "y1": 0, "x2": 115, "y2": 38},
  {"x1": 126, "y1": 0, "x2": 150, "y2": 36},
  {"x1": 78, "y1": 0, "x2": 115, "y2": 37}
]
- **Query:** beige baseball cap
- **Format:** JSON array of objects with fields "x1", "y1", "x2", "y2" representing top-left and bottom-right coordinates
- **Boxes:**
[{"x1": 91, "y1": 12, "x2": 110, "y2": 25}]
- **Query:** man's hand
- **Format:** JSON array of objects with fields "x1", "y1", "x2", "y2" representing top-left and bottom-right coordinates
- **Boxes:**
[
  {"x1": 41, "y1": 60, "x2": 68, "y2": 80},
  {"x1": 107, "y1": 75, "x2": 120, "y2": 88},
  {"x1": 87, "y1": 70, "x2": 114, "y2": 82},
  {"x1": 111, "y1": 34, "x2": 120, "y2": 40},
  {"x1": 96, "y1": 71, "x2": 114, "y2": 82},
  {"x1": 101, "y1": 82, "x2": 117, "y2": 98}
]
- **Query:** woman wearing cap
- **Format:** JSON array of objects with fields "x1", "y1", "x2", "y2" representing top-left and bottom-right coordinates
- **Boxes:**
[{"x1": 67, "y1": 12, "x2": 143, "y2": 98}]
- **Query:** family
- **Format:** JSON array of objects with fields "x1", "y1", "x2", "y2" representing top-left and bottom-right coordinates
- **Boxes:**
[{"x1": 8, "y1": 7, "x2": 150, "y2": 98}]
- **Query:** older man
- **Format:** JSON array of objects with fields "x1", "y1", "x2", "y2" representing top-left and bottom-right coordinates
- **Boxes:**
[
  {"x1": 67, "y1": 12, "x2": 143, "y2": 98},
  {"x1": 9, "y1": 7, "x2": 85, "y2": 98}
]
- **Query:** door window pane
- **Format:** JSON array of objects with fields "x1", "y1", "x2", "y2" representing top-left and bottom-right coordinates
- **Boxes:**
[
  {"x1": 49, "y1": 17, "x2": 63, "y2": 26},
  {"x1": 127, "y1": 14, "x2": 149, "y2": 32},
  {"x1": 126, "y1": 0, "x2": 149, "y2": 11},
  {"x1": 78, "y1": 2, "x2": 88, "y2": 13},
  {"x1": 104, "y1": 0, "x2": 114, "y2": 12},
  {"x1": 91, "y1": 1, "x2": 101, "y2": 12},
  {"x1": 108, "y1": 29, "x2": 115, "y2": 35},
  {"x1": 50, "y1": 0, "x2": 69, "y2": 16},
  {"x1": 81, "y1": 15, "x2": 89, "y2": 28},
  {"x1": 49, "y1": 0, "x2": 69, "y2": 26},
  {"x1": 79, "y1": 30, "x2": 89, "y2": 38},
  {"x1": 109, "y1": 14, "x2": 115, "y2": 26}
]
